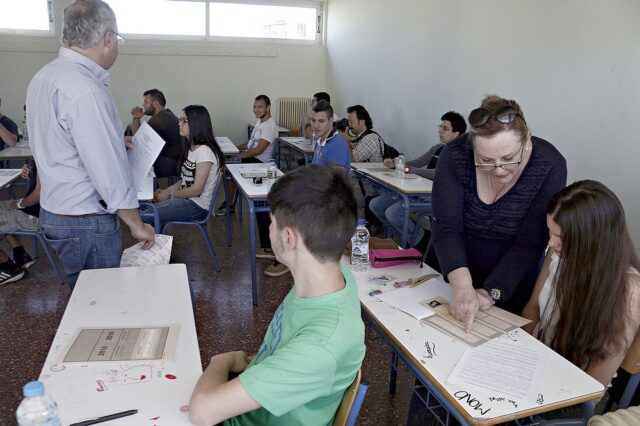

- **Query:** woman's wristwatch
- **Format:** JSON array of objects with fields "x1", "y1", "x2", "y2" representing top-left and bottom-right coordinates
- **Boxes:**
[{"x1": 488, "y1": 287, "x2": 502, "y2": 302}]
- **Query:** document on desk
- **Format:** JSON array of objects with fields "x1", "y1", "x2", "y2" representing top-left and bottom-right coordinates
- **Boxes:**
[
  {"x1": 375, "y1": 278, "x2": 453, "y2": 320},
  {"x1": 120, "y1": 234, "x2": 173, "y2": 267},
  {"x1": 422, "y1": 301, "x2": 531, "y2": 347},
  {"x1": 62, "y1": 325, "x2": 180, "y2": 363},
  {"x1": 129, "y1": 121, "x2": 165, "y2": 191},
  {"x1": 447, "y1": 338, "x2": 549, "y2": 402}
]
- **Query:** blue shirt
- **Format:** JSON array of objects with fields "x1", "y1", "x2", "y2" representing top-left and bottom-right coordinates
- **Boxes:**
[
  {"x1": 312, "y1": 130, "x2": 351, "y2": 171},
  {"x1": 26, "y1": 47, "x2": 138, "y2": 215}
]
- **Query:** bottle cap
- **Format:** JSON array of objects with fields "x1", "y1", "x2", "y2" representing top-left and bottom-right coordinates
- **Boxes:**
[
  {"x1": 23, "y1": 381, "x2": 44, "y2": 398},
  {"x1": 357, "y1": 218, "x2": 366, "y2": 227}
]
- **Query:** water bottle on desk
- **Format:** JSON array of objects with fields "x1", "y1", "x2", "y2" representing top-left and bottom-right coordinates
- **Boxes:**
[
  {"x1": 395, "y1": 153, "x2": 405, "y2": 180},
  {"x1": 351, "y1": 219, "x2": 370, "y2": 272},
  {"x1": 267, "y1": 159, "x2": 277, "y2": 183},
  {"x1": 16, "y1": 381, "x2": 61, "y2": 426}
]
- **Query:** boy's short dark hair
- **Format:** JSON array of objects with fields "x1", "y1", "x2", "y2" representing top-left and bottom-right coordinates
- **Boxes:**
[
  {"x1": 255, "y1": 94, "x2": 271, "y2": 106},
  {"x1": 313, "y1": 92, "x2": 331, "y2": 103},
  {"x1": 441, "y1": 111, "x2": 467, "y2": 134},
  {"x1": 143, "y1": 89, "x2": 167, "y2": 106},
  {"x1": 312, "y1": 100, "x2": 334, "y2": 119},
  {"x1": 268, "y1": 165, "x2": 357, "y2": 262}
]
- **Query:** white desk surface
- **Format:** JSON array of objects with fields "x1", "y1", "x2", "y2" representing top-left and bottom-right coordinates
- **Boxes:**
[
  {"x1": 345, "y1": 259, "x2": 604, "y2": 424},
  {"x1": 137, "y1": 175, "x2": 155, "y2": 201},
  {"x1": 352, "y1": 162, "x2": 433, "y2": 194},
  {"x1": 39, "y1": 264, "x2": 202, "y2": 426},
  {"x1": 215, "y1": 136, "x2": 240, "y2": 154},
  {"x1": 0, "y1": 169, "x2": 23, "y2": 189},
  {"x1": 0, "y1": 141, "x2": 33, "y2": 159},
  {"x1": 279, "y1": 137, "x2": 314, "y2": 153},
  {"x1": 226, "y1": 163, "x2": 283, "y2": 199}
]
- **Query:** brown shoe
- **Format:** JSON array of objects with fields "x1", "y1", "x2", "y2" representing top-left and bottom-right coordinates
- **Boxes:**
[
  {"x1": 256, "y1": 248, "x2": 276, "y2": 260},
  {"x1": 264, "y1": 261, "x2": 290, "y2": 278}
]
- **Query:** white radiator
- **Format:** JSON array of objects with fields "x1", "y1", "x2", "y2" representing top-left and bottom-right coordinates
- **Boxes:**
[{"x1": 277, "y1": 97, "x2": 310, "y2": 134}]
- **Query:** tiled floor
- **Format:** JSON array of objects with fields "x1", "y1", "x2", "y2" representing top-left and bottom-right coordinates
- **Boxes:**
[{"x1": 0, "y1": 205, "x2": 417, "y2": 424}]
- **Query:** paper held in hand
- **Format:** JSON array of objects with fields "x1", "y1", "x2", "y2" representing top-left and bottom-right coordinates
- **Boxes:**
[
  {"x1": 120, "y1": 234, "x2": 172, "y2": 267},
  {"x1": 128, "y1": 121, "x2": 165, "y2": 191},
  {"x1": 421, "y1": 298, "x2": 531, "y2": 347}
]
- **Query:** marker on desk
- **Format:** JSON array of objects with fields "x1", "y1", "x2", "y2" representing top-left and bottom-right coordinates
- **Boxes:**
[{"x1": 70, "y1": 409, "x2": 138, "y2": 426}]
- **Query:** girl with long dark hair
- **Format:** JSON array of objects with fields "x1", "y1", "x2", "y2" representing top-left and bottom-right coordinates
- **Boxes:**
[
  {"x1": 144, "y1": 105, "x2": 225, "y2": 229},
  {"x1": 522, "y1": 180, "x2": 640, "y2": 385}
]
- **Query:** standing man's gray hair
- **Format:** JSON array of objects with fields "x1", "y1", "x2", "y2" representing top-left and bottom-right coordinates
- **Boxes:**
[{"x1": 62, "y1": 0, "x2": 116, "y2": 49}]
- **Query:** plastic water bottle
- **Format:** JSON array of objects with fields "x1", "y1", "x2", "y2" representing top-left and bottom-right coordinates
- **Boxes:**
[
  {"x1": 395, "y1": 153, "x2": 405, "y2": 180},
  {"x1": 351, "y1": 219, "x2": 370, "y2": 272},
  {"x1": 267, "y1": 159, "x2": 277, "y2": 183},
  {"x1": 16, "y1": 381, "x2": 61, "y2": 426}
]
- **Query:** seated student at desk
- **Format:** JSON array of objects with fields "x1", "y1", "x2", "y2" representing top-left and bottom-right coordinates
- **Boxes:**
[
  {"x1": 189, "y1": 165, "x2": 365, "y2": 426},
  {"x1": 0, "y1": 164, "x2": 40, "y2": 284},
  {"x1": 431, "y1": 95, "x2": 567, "y2": 331},
  {"x1": 0, "y1": 97, "x2": 19, "y2": 148},
  {"x1": 311, "y1": 100, "x2": 351, "y2": 171},
  {"x1": 521, "y1": 180, "x2": 640, "y2": 386},
  {"x1": 142, "y1": 105, "x2": 224, "y2": 229},
  {"x1": 369, "y1": 111, "x2": 466, "y2": 248}
]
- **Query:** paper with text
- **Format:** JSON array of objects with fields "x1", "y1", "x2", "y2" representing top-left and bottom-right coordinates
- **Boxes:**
[
  {"x1": 120, "y1": 234, "x2": 172, "y2": 267},
  {"x1": 129, "y1": 121, "x2": 165, "y2": 191},
  {"x1": 375, "y1": 278, "x2": 453, "y2": 320},
  {"x1": 447, "y1": 338, "x2": 549, "y2": 402}
]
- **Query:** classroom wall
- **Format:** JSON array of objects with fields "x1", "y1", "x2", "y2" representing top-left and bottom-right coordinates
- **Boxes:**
[
  {"x1": 325, "y1": 0, "x2": 640, "y2": 253},
  {"x1": 0, "y1": 0, "x2": 325, "y2": 146}
]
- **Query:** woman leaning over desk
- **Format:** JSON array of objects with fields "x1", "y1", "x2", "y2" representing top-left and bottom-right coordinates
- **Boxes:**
[
  {"x1": 522, "y1": 180, "x2": 640, "y2": 386},
  {"x1": 430, "y1": 95, "x2": 567, "y2": 331}
]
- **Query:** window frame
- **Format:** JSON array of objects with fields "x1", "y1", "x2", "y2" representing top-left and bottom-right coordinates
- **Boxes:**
[
  {"x1": 116, "y1": 0, "x2": 325, "y2": 45},
  {"x1": 0, "y1": 0, "x2": 54, "y2": 36}
]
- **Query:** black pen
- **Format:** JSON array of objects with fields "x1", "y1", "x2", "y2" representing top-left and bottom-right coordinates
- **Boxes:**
[{"x1": 70, "y1": 409, "x2": 138, "y2": 426}]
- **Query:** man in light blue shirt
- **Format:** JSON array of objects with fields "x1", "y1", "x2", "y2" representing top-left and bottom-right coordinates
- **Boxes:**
[{"x1": 26, "y1": 0, "x2": 155, "y2": 288}]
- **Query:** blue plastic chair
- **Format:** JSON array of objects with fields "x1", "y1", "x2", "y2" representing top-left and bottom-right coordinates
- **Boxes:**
[
  {"x1": 160, "y1": 173, "x2": 223, "y2": 272},
  {"x1": 333, "y1": 370, "x2": 368, "y2": 426}
]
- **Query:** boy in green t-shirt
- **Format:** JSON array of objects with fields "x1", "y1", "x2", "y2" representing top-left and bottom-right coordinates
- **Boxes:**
[{"x1": 189, "y1": 165, "x2": 366, "y2": 426}]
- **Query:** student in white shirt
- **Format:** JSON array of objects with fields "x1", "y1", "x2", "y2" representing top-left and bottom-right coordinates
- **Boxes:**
[{"x1": 143, "y1": 105, "x2": 224, "y2": 229}]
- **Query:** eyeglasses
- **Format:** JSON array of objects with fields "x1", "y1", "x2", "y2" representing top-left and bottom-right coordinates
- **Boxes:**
[
  {"x1": 110, "y1": 30, "x2": 126, "y2": 45},
  {"x1": 438, "y1": 124, "x2": 452, "y2": 132},
  {"x1": 468, "y1": 104, "x2": 526, "y2": 129},
  {"x1": 474, "y1": 139, "x2": 526, "y2": 172},
  {"x1": 179, "y1": 117, "x2": 189, "y2": 124}
]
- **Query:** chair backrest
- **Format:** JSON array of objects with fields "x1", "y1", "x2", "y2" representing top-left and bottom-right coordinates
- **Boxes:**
[
  {"x1": 202, "y1": 170, "x2": 224, "y2": 222},
  {"x1": 333, "y1": 370, "x2": 368, "y2": 426}
]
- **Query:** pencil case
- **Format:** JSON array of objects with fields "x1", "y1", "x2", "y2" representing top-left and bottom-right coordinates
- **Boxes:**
[{"x1": 369, "y1": 248, "x2": 423, "y2": 268}]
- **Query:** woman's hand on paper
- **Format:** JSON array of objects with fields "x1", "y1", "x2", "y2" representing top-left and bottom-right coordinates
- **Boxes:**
[
  {"x1": 476, "y1": 288, "x2": 495, "y2": 311},
  {"x1": 450, "y1": 284, "x2": 480, "y2": 333}
]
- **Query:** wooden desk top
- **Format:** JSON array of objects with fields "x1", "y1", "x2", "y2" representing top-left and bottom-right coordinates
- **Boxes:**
[
  {"x1": 226, "y1": 163, "x2": 283, "y2": 199},
  {"x1": 279, "y1": 137, "x2": 315, "y2": 153},
  {"x1": 215, "y1": 136, "x2": 240, "y2": 154},
  {"x1": 0, "y1": 141, "x2": 33, "y2": 159}
]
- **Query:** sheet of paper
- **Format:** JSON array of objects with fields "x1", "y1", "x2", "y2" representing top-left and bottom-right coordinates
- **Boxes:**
[
  {"x1": 120, "y1": 234, "x2": 172, "y2": 267},
  {"x1": 137, "y1": 175, "x2": 155, "y2": 200},
  {"x1": 129, "y1": 121, "x2": 165, "y2": 191},
  {"x1": 422, "y1": 301, "x2": 531, "y2": 347},
  {"x1": 447, "y1": 338, "x2": 549, "y2": 402},
  {"x1": 375, "y1": 278, "x2": 453, "y2": 320},
  {"x1": 62, "y1": 325, "x2": 180, "y2": 363}
]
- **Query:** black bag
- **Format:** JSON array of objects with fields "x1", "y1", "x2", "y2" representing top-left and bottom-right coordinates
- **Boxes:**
[{"x1": 353, "y1": 129, "x2": 400, "y2": 160}]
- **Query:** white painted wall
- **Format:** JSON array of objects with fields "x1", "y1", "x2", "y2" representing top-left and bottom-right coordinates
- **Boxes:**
[
  {"x1": 0, "y1": 1, "x2": 325, "y2": 146},
  {"x1": 326, "y1": 0, "x2": 640, "y2": 253}
]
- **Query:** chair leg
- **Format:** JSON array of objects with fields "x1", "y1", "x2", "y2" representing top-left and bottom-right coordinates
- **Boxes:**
[
  {"x1": 619, "y1": 374, "x2": 640, "y2": 409},
  {"x1": 197, "y1": 224, "x2": 221, "y2": 272},
  {"x1": 32, "y1": 235, "x2": 40, "y2": 258}
]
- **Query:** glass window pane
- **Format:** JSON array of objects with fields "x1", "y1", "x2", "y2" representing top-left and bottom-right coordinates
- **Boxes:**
[
  {"x1": 108, "y1": 0, "x2": 205, "y2": 36},
  {"x1": 0, "y1": 0, "x2": 50, "y2": 31},
  {"x1": 209, "y1": 3, "x2": 317, "y2": 40}
]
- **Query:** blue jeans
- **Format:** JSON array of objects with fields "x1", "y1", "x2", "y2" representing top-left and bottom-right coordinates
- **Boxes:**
[
  {"x1": 369, "y1": 193, "x2": 425, "y2": 245},
  {"x1": 40, "y1": 209, "x2": 122, "y2": 290},
  {"x1": 140, "y1": 198, "x2": 208, "y2": 230}
]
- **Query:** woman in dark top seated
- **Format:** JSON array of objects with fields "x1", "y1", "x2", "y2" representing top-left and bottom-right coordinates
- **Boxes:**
[{"x1": 430, "y1": 95, "x2": 567, "y2": 331}]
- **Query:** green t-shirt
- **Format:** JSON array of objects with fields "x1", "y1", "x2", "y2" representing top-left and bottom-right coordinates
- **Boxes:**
[{"x1": 225, "y1": 266, "x2": 365, "y2": 426}]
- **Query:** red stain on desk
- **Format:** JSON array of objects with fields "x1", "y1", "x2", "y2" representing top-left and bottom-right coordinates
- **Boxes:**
[
  {"x1": 140, "y1": 375, "x2": 146, "y2": 380},
  {"x1": 150, "y1": 416, "x2": 160, "y2": 420},
  {"x1": 165, "y1": 374, "x2": 177, "y2": 380},
  {"x1": 179, "y1": 405, "x2": 189, "y2": 413}
]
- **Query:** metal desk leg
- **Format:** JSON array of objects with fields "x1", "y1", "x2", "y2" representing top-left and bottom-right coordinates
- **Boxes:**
[
  {"x1": 401, "y1": 194, "x2": 411, "y2": 248},
  {"x1": 249, "y1": 199, "x2": 258, "y2": 305},
  {"x1": 390, "y1": 351, "x2": 399, "y2": 395},
  {"x1": 225, "y1": 170, "x2": 232, "y2": 247}
]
